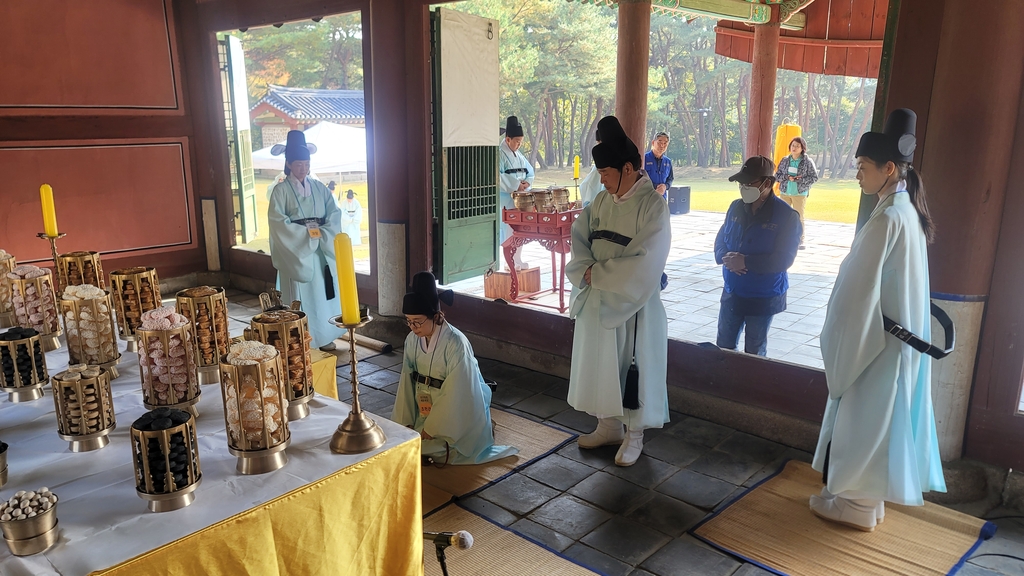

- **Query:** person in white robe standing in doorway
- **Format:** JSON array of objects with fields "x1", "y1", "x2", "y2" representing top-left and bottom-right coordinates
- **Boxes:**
[
  {"x1": 268, "y1": 130, "x2": 345, "y2": 351},
  {"x1": 811, "y1": 109, "x2": 946, "y2": 531},
  {"x1": 566, "y1": 116, "x2": 671, "y2": 467},
  {"x1": 340, "y1": 189, "x2": 363, "y2": 246},
  {"x1": 498, "y1": 116, "x2": 535, "y2": 271}
]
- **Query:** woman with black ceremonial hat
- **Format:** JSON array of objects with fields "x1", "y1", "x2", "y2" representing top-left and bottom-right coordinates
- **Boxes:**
[
  {"x1": 268, "y1": 130, "x2": 345, "y2": 351},
  {"x1": 391, "y1": 272, "x2": 518, "y2": 465},
  {"x1": 565, "y1": 116, "x2": 672, "y2": 467},
  {"x1": 810, "y1": 109, "x2": 946, "y2": 531}
]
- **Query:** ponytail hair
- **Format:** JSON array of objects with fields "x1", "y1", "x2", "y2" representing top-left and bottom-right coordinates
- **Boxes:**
[{"x1": 895, "y1": 162, "x2": 935, "y2": 243}]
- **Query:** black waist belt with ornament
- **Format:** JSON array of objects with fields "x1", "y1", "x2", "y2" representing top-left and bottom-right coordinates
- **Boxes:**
[
  {"x1": 412, "y1": 371, "x2": 443, "y2": 389},
  {"x1": 293, "y1": 217, "x2": 326, "y2": 226},
  {"x1": 589, "y1": 230, "x2": 632, "y2": 247},
  {"x1": 883, "y1": 302, "x2": 956, "y2": 360},
  {"x1": 503, "y1": 168, "x2": 529, "y2": 175}
]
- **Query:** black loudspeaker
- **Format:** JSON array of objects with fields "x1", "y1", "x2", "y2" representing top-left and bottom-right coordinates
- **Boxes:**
[{"x1": 669, "y1": 186, "x2": 690, "y2": 215}]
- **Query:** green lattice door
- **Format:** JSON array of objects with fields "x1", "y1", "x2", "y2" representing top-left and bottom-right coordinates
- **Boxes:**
[{"x1": 220, "y1": 35, "x2": 258, "y2": 244}]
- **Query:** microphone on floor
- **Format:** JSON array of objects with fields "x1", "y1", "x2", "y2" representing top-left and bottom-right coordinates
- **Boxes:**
[{"x1": 424, "y1": 530, "x2": 474, "y2": 550}]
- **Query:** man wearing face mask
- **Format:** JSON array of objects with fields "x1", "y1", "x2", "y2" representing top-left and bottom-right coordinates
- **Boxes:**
[{"x1": 713, "y1": 156, "x2": 802, "y2": 356}]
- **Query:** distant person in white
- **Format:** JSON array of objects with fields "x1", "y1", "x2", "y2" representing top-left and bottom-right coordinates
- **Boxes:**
[{"x1": 341, "y1": 189, "x2": 363, "y2": 246}]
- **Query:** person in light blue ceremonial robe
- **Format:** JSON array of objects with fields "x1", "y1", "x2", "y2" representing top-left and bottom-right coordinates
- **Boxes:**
[
  {"x1": 579, "y1": 130, "x2": 604, "y2": 207},
  {"x1": 566, "y1": 116, "x2": 671, "y2": 467},
  {"x1": 498, "y1": 115, "x2": 535, "y2": 270},
  {"x1": 340, "y1": 189, "x2": 363, "y2": 246},
  {"x1": 268, "y1": 130, "x2": 344, "y2": 351},
  {"x1": 392, "y1": 272, "x2": 518, "y2": 466},
  {"x1": 811, "y1": 109, "x2": 946, "y2": 532}
]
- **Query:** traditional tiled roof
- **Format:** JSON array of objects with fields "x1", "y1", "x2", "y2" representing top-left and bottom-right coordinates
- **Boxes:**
[{"x1": 253, "y1": 84, "x2": 364, "y2": 122}]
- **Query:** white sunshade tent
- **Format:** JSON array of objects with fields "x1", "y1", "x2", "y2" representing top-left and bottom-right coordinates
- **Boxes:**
[{"x1": 252, "y1": 121, "x2": 367, "y2": 173}]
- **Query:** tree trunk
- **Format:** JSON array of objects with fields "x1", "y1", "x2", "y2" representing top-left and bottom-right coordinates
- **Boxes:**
[
  {"x1": 839, "y1": 89, "x2": 874, "y2": 178},
  {"x1": 835, "y1": 78, "x2": 866, "y2": 177},
  {"x1": 737, "y1": 74, "x2": 747, "y2": 160},
  {"x1": 719, "y1": 73, "x2": 729, "y2": 167},
  {"x1": 568, "y1": 96, "x2": 577, "y2": 166},
  {"x1": 544, "y1": 96, "x2": 555, "y2": 169}
]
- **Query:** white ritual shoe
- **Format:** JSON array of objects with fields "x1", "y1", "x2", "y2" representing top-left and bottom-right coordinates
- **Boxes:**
[
  {"x1": 614, "y1": 429, "x2": 645, "y2": 467},
  {"x1": 820, "y1": 487, "x2": 884, "y2": 524},
  {"x1": 809, "y1": 494, "x2": 877, "y2": 532},
  {"x1": 578, "y1": 418, "x2": 624, "y2": 449},
  {"x1": 512, "y1": 251, "x2": 530, "y2": 271}
]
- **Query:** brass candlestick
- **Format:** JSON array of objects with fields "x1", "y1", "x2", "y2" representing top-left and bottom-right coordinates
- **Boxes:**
[
  {"x1": 328, "y1": 311, "x2": 386, "y2": 454},
  {"x1": 36, "y1": 233, "x2": 66, "y2": 292}
]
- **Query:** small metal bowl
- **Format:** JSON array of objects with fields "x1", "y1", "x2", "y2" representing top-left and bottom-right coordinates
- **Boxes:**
[{"x1": 0, "y1": 503, "x2": 58, "y2": 556}]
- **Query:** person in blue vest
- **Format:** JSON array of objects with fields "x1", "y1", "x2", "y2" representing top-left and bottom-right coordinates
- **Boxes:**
[
  {"x1": 714, "y1": 156, "x2": 802, "y2": 356},
  {"x1": 644, "y1": 131, "x2": 674, "y2": 200}
]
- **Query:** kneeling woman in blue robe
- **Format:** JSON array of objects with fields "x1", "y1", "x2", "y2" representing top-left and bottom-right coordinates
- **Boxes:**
[{"x1": 392, "y1": 272, "x2": 518, "y2": 465}]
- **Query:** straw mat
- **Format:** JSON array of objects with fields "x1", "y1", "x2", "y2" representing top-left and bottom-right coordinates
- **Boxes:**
[
  {"x1": 692, "y1": 460, "x2": 996, "y2": 576},
  {"x1": 421, "y1": 409, "x2": 574, "y2": 499},
  {"x1": 423, "y1": 504, "x2": 598, "y2": 575}
]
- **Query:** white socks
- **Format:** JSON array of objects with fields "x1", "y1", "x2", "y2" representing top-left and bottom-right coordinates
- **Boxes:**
[
  {"x1": 615, "y1": 429, "x2": 644, "y2": 467},
  {"x1": 578, "y1": 418, "x2": 624, "y2": 449}
]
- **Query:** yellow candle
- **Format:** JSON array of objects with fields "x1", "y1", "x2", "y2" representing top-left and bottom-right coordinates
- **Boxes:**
[
  {"x1": 573, "y1": 155, "x2": 581, "y2": 179},
  {"x1": 40, "y1": 184, "x2": 59, "y2": 237},
  {"x1": 334, "y1": 233, "x2": 361, "y2": 324}
]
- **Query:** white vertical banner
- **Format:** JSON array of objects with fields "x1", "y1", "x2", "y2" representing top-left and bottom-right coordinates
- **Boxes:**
[{"x1": 440, "y1": 9, "x2": 499, "y2": 147}]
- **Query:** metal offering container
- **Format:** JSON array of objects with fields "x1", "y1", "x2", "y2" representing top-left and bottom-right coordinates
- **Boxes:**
[
  {"x1": 57, "y1": 251, "x2": 105, "y2": 291},
  {"x1": 137, "y1": 324, "x2": 201, "y2": 416},
  {"x1": 176, "y1": 287, "x2": 230, "y2": 385},
  {"x1": 550, "y1": 186, "x2": 570, "y2": 204},
  {"x1": 60, "y1": 288, "x2": 121, "y2": 379},
  {"x1": 52, "y1": 366, "x2": 116, "y2": 452},
  {"x1": 9, "y1": 272, "x2": 61, "y2": 352},
  {"x1": 0, "y1": 443, "x2": 8, "y2": 489},
  {"x1": 249, "y1": 310, "x2": 314, "y2": 421},
  {"x1": 110, "y1": 267, "x2": 161, "y2": 354},
  {"x1": 0, "y1": 488, "x2": 59, "y2": 556},
  {"x1": 0, "y1": 252, "x2": 16, "y2": 329},
  {"x1": 0, "y1": 328, "x2": 48, "y2": 402},
  {"x1": 532, "y1": 189, "x2": 555, "y2": 212},
  {"x1": 130, "y1": 408, "x2": 202, "y2": 512},
  {"x1": 220, "y1": 346, "x2": 290, "y2": 474},
  {"x1": 512, "y1": 192, "x2": 536, "y2": 212}
]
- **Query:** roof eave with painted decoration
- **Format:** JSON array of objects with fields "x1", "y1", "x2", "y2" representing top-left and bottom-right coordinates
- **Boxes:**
[{"x1": 571, "y1": 0, "x2": 807, "y2": 31}]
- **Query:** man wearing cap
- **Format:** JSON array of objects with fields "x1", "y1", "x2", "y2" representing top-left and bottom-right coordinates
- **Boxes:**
[
  {"x1": 645, "y1": 132, "x2": 674, "y2": 200},
  {"x1": 498, "y1": 116, "x2": 535, "y2": 270},
  {"x1": 268, "y1": 130, "x2": 344, "y2": 351},
  {"x1": 392, "y1": 271, "x2": 518, "y2": 465},
  {"x1": 566, "y1": 116, "x2": 671, "y2": 467},
  {"x1": 714, "y1": 156, "x2": 801, "y2": 356}
]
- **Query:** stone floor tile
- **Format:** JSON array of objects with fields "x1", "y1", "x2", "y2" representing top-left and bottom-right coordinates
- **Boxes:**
[
  {"x1": 480, "y1": 362, "x2": 532, "y2": 383},
  {"x1": 642, "y1": 436, "x2": 709, "y2": 467},
  {"x1": 512, "y1": 394, "x2": 572, "y2": 420},
  {"x1": 457, "y1": 496, "x2": 516, "y2": 527},
  {"x1": 568, "y1": 471, "x2": 650, "y2": 514},
  {"x1": 656, "y1": 469, "x2": 738, "y2": 510},
  {"x1": 521, "y1": 453, "x2": 598, "y2": 491},
  {"x1": 358, "y1": 390, "x2": 396, "y2": 417},
  {"x1": 542, "y1": 379, "x2": 570, "y2": 399},
  {"x1": 640, "y1": 536, "x2": 741, "y2": 576},
  {"x1": 605, "y1": 454, "x2": 680, "y2": 489},
  {"x1": 490, "y1": 383, "x2": 535, "y2": 407},
  {"x1": 558, "y1": 442, "x2": 620, "y2": 469},
  {"x1": 970, "y1": 517, "x2": 1024, "y2": 575},
  {"x1": 743, "y1": 448, "x2": 813, "y2": 487},
  {"x1": 563, "y1": 543, "x2": 633, "y2": 576},
  {"x1": 364, "y1": 352, "x2": 403, "y2": 368},
  {"x1": 478, "y1": 474, "x2": 560, "y2": 516},
  {"x1": 625, "y1": 493, "x2": 708, "y2": 537},
  {"x1": 687, "y1": 449, "x2": 764, "y2": 485},
  {"x1": 382, "y1": 382, "x2": 400, "y2": 395},
  {"x1": 359, "y1": 368, "x2": 400, "y2": 390},
  {"x1": 507, "y1": 371, "x2": 568, "y2": 393},
  {"x1": 581, "y1": 517, "x2": 672, "y2": 565},
  {"x1": 510, "y1": 518, "x2": 575, "y2": 552},
  {"x1": 548, "y1": 409, "x2": 596, "y2": 433},
  {"x1": 528, "y1": 494, "x2": 613, "y2": 540},
  {"x1": 664, "y1": 418, "x2": 735, "y2": 449},
  {"x1": 733, "y1": 563, "x2": 778, "y2": 576}
]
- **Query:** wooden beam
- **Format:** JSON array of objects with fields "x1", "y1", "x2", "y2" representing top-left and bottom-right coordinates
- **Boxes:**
[{"x1": 714, "y1": 25, "x2": 883, "y2": 48}]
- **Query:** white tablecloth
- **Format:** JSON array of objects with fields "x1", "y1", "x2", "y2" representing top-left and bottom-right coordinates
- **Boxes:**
[{"x1": 0, "y1": 340, "x2": 415, "y2": 575}]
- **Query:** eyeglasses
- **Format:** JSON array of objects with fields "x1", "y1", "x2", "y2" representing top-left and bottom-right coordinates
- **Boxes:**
[{"x1": 405, "y1": 318, "x2": 429, "y2": 329}]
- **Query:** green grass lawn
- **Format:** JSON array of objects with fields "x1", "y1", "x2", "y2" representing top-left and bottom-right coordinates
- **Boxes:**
[{"x1": 535, "y1": 166, "x2": 863, "y2": 224}]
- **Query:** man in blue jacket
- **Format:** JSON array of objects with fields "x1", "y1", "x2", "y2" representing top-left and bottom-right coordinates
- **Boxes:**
[
  {"x1": 644, "y1": 131, "x2": 673, "y2": 200},
  {"x1": 714, "y1": 156, "x2": 801, "y2": 356}
]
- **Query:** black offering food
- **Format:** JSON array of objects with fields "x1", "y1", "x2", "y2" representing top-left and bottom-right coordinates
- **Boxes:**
[
  {"x1": 0, "y1": 328, "x2": 43, "y2": 386},
  {"x1": 132, "y1": 408, "x2": 196, "y2": 493}
]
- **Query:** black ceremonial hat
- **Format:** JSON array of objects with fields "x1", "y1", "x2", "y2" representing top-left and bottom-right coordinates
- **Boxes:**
[
  {"x1": 505, "y1": 116, "x2": 524, "y2": 139},
  {"x1": 403, "y1": 272, "x2": 455, "y2": 316},
  {"x1": 855, "y1": 108, "x2": 917, "y2": 164}
]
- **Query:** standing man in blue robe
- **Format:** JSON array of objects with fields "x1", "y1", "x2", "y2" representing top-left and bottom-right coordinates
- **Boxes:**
[
  {"x1": 714, "y1": 156, "x2": 801, "y2": 356},
  {"x1": 498, "y1": 116, "x2": 535, "y2": 271},
  {"x1": 268, "y1": 130, "x2": 344, "y2": 350},
  {"x1": 392, "y1": 272, "x2": 517, "y2": 465},
  {"x1": 566, "y1": 116, "x2": 671, "y2": 467},
  {"x1": 644, "y1": 131, "x2": 673, "y2": 201},
  {"x1": 811, "y1": 109, "x2": 946, "y2": 531}
]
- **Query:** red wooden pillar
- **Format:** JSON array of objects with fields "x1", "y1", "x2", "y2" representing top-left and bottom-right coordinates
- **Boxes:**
[
  {"x1": 745, "y1": 4, "x2": 780, "y2": 158},
  {"x1": 615, "y1": 0, "x2": 651, "y2": 150}
]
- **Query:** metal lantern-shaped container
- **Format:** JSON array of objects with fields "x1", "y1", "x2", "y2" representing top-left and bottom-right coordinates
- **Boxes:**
[
  {"x1": 175, "y1": 287, "x2": 230, "y2": 385},
  {"x1": 60, "y1": 289, "x2": 121, "y2": 379},
  {"x1": 220, "y1": 350, "x2": 290, "y2": 474},
  {"x1": 130, "y1": 408, "x2": 202, "y2": 512},
  {"x1": 0, "y1": 328, "x2": 48, "y2": 402},
  {"x1": 137, "y1": 324, "x2": 200, "y2": 416},
  {"x1": 52, "y1": 366, "x2": 116, "y2": 452},
  {"x1": 10, "y1": 272, "x2": 61, "y2": 352},
  {"x1": 110, "y1": 267, "x2": 161, "y2": 354},
  {"x1": 249, "y1": 310, "x2": 315, "y2": 420},
  {"x1": 0, "y1": 252, "x2": 16, "y2": 329},
  {"x1": 57, "y1": 251, "x2": 105, "y2": 291}
]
